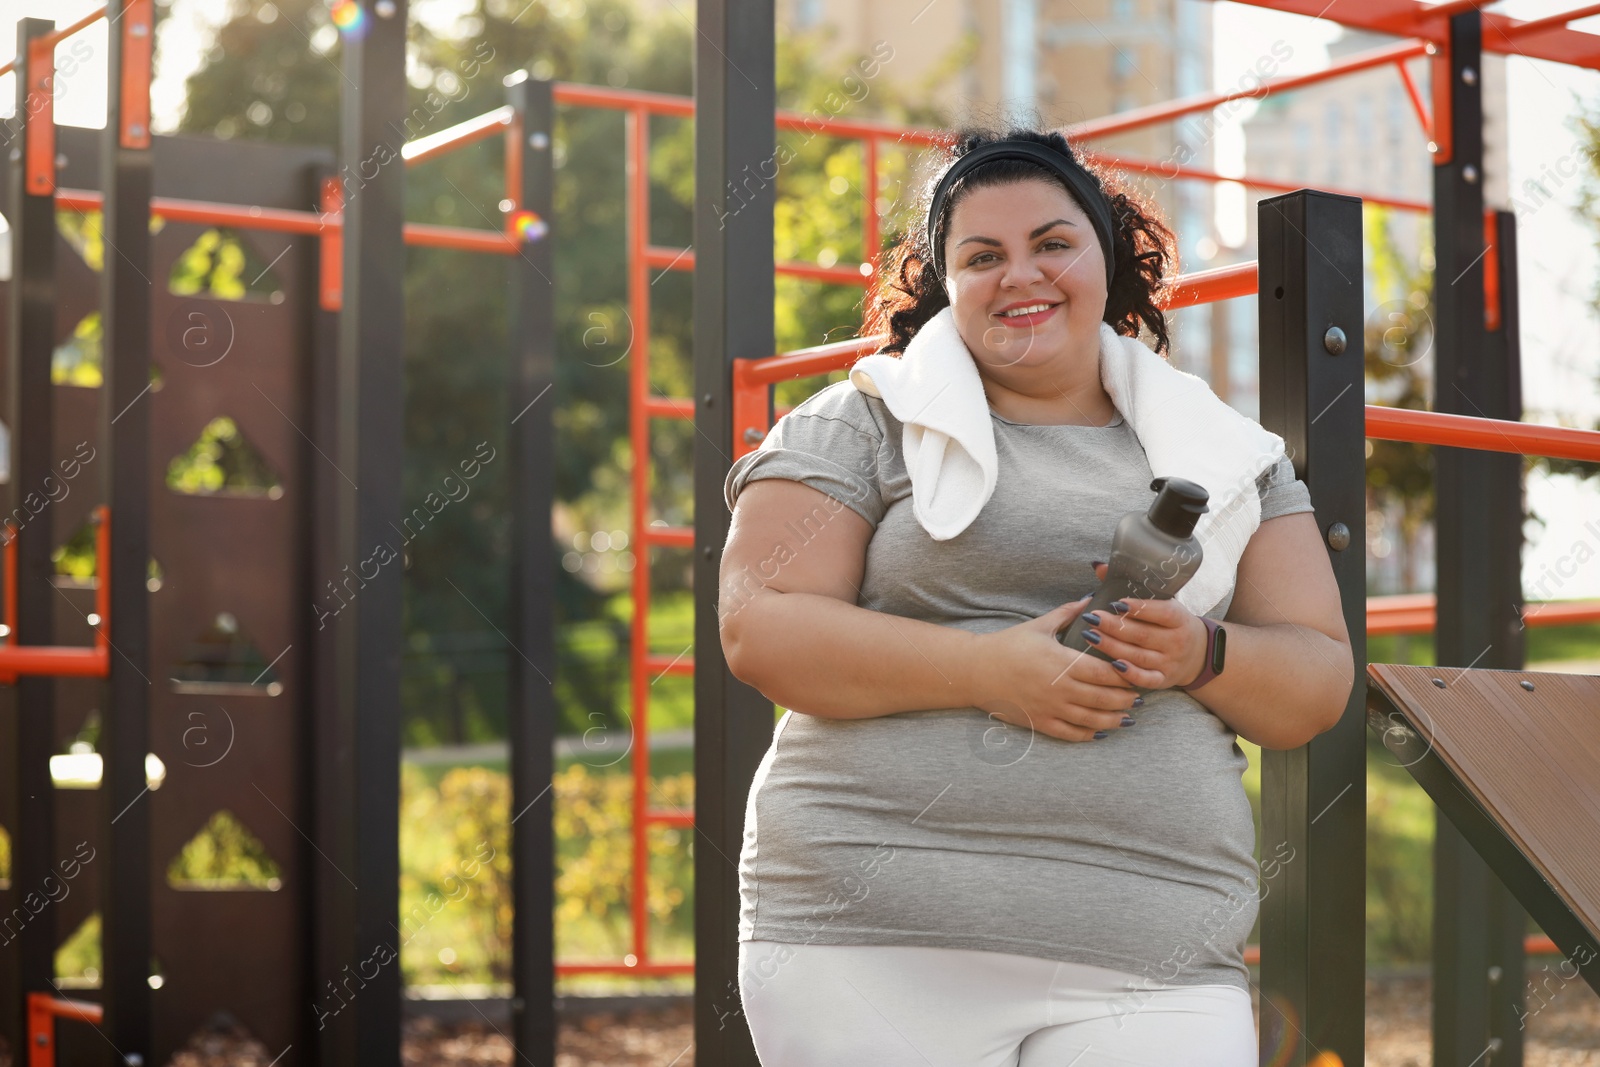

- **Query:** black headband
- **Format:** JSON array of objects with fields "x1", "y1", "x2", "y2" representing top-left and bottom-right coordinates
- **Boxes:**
[{"x1": 926, "y1": 139, "x2": 1117, "y2": 288}]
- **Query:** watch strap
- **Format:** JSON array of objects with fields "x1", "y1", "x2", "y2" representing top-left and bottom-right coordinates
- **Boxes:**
[{"x1": 1180, "y1": 616, "x2": 1225, "y2": 691}]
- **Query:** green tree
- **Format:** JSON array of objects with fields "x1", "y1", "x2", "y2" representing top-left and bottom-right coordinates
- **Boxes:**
[{"x1": 175, "y1": 1, "x2": 953, "y2": 744}]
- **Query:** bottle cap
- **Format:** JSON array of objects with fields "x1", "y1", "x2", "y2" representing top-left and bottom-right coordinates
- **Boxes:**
[{"x1": 1147, "y1": 477, "x2": 1210, "y2": 538}]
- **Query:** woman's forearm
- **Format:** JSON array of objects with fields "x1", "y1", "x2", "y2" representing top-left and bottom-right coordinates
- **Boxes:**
[
  {"x1": 1187, "y1": 619, "x2": 1354, "y2": 750},
  {"x1": 722, "y1": 591, "x2": 982, "y2": 719}
]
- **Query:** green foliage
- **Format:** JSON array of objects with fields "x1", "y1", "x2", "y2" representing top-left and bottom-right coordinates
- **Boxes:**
[
  {"x1": 0, "y1": 823, "x2": 10, "y2": 883},
  {"x1": 168, "y1": 810, "x2": 283, "y2": 890},
  {"x1": 53, "y1": 312, "x2": 103, "y2": 387},
  {"x1": 52, "y1": 517, "x2": 98, "y2": 580},
  {"x1": 165, "y1": 416, "x2": 282, "y2": 496},
  {"x1": 168, "y1": 229, "x2": 286, "y2": 302},
  {"x1": 399, "y1": 760, "x2": 694, "y2": 989},
  {"x1": 56, "y1": 913, "x2": 101, "y2": 985}
]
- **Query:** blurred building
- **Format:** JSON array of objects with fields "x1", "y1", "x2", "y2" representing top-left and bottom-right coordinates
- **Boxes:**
[{"x1": 773, "y1": 0, "x2": 1222, "y2": 375}]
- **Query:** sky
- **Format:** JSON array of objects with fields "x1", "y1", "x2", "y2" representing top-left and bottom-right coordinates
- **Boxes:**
[{"x1": 1, "y1": 0, "x2": 1597, "y2": 600}]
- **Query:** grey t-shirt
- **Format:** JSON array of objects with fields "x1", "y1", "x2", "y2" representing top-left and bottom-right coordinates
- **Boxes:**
[{"x1": 722, "y1": 377, "x2": 1315, "y2": 992}]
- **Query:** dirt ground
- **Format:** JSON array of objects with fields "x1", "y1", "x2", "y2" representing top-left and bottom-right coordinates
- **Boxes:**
[{"x1": 5, "y1": 974, "x2": 1594, "y2": 1065}]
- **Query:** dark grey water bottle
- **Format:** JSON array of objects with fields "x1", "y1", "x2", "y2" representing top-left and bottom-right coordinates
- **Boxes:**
[{"x1": 1056, "y1": 477, "x2": 1210, "y2": 662}]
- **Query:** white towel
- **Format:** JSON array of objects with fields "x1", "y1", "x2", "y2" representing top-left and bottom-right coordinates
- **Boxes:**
[{"x1": 848, "y1": 306, "x2": 1287, "y2": 617}]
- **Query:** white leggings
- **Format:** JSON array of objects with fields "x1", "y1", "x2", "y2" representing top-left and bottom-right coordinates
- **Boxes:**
[{"x1": 738, "y1": 940, "x2": 1257, "y2": 1067}]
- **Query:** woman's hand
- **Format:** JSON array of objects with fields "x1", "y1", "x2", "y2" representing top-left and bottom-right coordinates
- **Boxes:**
[
  {"x1": 1078, "y1": 561, "x2": 1210, "y2": 690},
  {"x1": 969, "y1": 596, "x2": 1142, "y2": 743}
]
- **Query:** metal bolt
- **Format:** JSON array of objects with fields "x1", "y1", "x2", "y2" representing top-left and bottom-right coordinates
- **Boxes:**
[
  {"x1": 125, "y1": 1056, "x2": 145, "y2": 1066},
  {"x1": 702, "y1": 393, "x2": 714, "y2": 407},
  {"x1": 529, "y1": 132, "x2": 550, "y2": 150},
  {"x1": 1520, "y1": 679, "x2": 1535, "y2": 691},
  {"x1": 35, "y1": 1034, "x2": 48, "y2": 1046},
  {"x1": 1325, "y1": 522, "x2": 1351, "y2": 551},
  {"x1": 743, "y1": 427, "x2": 765, "y2": 445},
  {"x1": 1432, "y1": 677, "x2": 1447, "y2": 689},
  {"x1": 1323, "y1": 326, "x2": 1346, "y2": 356},
  {"x1": 375, "y1": 0, "x2": 398, "y2": 16},
  {"x1": 131, "y1": 21, "x2": 150, "y2": 37},
  {"x1": 129, "y1": 124, "x2": 146, "y2": 138},
  {"x1": 1462, "y1": 164, "x2": 1479, "y2": 184},
  {"x1": 702, "y1": 546, "x2": 714, "y2": 558},
  {"x1": 55, "y1": 153, "x2": 67, "y2": 169},
  {"x1": 1462, "y1": 66, "x2": 1477, "y2": 85},
  {"x1": 1488, "y1": 965, "x2": 1503, "y2": 983}
]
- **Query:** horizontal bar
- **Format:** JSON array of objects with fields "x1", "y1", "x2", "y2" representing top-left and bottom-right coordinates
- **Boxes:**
[
  {"x1": 1242, "y1": 934, "x2": 1559, "y2": 966},
  {"x1": 1366, "y1": 405, "x2": 1600, "y2": 463},
  {"x1": 550, "y1": 82, "x2": 949, "y2": 149},
  {"x1": 555, "y1": 961, "x2": 695, "y2": 976},
  {"x1": 1504, "y1": 1, "x2": 1600, "y2": 36},
  {"x1": 645, "y1": 809, "x2": 695, "y2": 826},
  {"x1": 1368, "y1": 599, "x2": 1600, "y2": 636},
  {"x1": 58, "y1": 188, "x2": 519, "y2": 253},
  {"x1": 403, "y1": 105, "x2": 514, "y2": 166},
  {"x1": 29, "y1": 993, "x2": 104, "y2": 1024},
  {"x1": 642, "y1": 653, "x2": 692, "y2": 677},
  {"x1": 739, "y1": 335, "x2": 881, "y2": 387},
  {"x1": 0, "y1": 646, "x2": 110, "y2": 677},
  {"x1": 640, "y1": 524, "x2": 694, "y2": 548},
  {"x1": 36, "y1": 7, "x2": 107, "y2": 52},
  {"x1": 1161, "y1": 261, "x2": 1257, "y2": 309},
  {"x1": 645, "y1": 244, "x2": 873, "y2": 286},
  {"x1": 642, "y1": 396, "x2": 695, "y2": 420},
  {"x1": 1084, "y1": 152, "x2": 1432, "y2": 214},
  {"x1": 1074, "y1": 39, "x2": 1429, "y2": 142}
]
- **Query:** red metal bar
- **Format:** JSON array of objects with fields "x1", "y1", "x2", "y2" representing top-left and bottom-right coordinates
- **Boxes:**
[
  {"x1": 402, "y1": 104, "x2": 513, "y2": 166},
  {"x1": 25, "y1": 35, "x2": 55, "y2": 196},
  {"x1": 1500, "y1": 1, "x2": 1600, "y2": 37},
  {"x1": 555, "y1": 960, "x2": 695, "y2": 976},
  {"x1": 33, "y1": 8, "x2": 107, "y2": 51},
  {"x1": 1367, "y1": 595, "x2": 1600, "y2": 635},
  {"x1": 57, "y1": 188, "x2": 518, "y2": 254},
  {"x1": 1244, "y1": 934, "x2": 1562, "y2": 967},
  {"x1": 503, "y1": 107, "x2": 522, "y2": 240},
  {"x1": 1431, "y1": 37, "x2": 1454, "y2": 162},
  {"x1": 625, "y1": 105, "x2": 653, "y2": 970},
  {"x1": 1366, "y1": 406, "x2": 1600, "y2": 464},
  {"x1": 1394, "y1": 56, "x2": 1432, "y2": 141},
  {"x1": 863, "y1": 137, "x2": 880, "y2": 269},
  {"x1": 1082, "y1": 152, "x2": 1432, "y2": 214},
  {"x1": 93, "y1": 505, "x2": 110, "y2": 657},
  {"x1": 27, "y1": 992, "x2": 105, "y2": 1067},
  {"x1": 1074, "y1": 39, "x2": 1429, "y2": 142},
  {"x1": 320, "y1": 178, "x2": 343, "y2": 311},
  {"x1": 1161, "y1": 262, "x2": 1258, "y2": 310},
  {"x1": 640, "y1": 524, "x2": 694, "y2": 549},
  {"x1": 645, "y1": 244, "x2": 874, "y2": 286},
  {"x1": 1483, "y1": 210, "x2": 1502, "y2": 332},
  {"x1": 119, "y1": 0, "x2": 153, "y2": 152},
  {"x1": 643, "y1": 395, "x2": 694, "y2": 420}
]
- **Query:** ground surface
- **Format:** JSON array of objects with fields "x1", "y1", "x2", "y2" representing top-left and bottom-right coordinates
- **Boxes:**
[{"x1": 3, "y1": 974, "x2": 1594, "y2": 1065}]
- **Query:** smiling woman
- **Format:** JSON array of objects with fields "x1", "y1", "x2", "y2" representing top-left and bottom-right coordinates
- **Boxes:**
[{"x1": 719, "y1": 126, "x2": 1352, "y2": 1066}]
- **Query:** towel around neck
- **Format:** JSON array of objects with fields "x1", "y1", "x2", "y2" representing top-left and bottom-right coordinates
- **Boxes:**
[{"x1": 846, "y1": 306, "x2": 1288, "y2": 617}]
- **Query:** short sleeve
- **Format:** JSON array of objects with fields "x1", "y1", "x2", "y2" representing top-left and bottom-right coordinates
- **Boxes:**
[
  {"x1": 723, "y1": 380, "x2": 889, "y2": 529},
  {"x1": 1256, "y1": 454, "x2": 1314, "y2": 522}
]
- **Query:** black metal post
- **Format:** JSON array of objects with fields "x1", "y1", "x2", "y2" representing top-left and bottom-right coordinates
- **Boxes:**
[
  {"x1": 504, "y1": 70, "x2": 558, "y2": 1066},
  {"x1": 325, "y1": 2, "x2": 407, "y2": 1063},
  {"x1": 1431, "y1": 14, "x2": 1529, "y2": 1066},
  {"x1": 1255, "y1": 189, "x2": 1368, "y2": 1065},
  {"x1": 692, "y1": 0, "x2": 777, "y2": 1061},
  {"x1": 100, "y1": 2, "x2": 156, "y2": 1062},
  {"x1": 3, "y1": 17, "x2": 59, "y2": 1057}
]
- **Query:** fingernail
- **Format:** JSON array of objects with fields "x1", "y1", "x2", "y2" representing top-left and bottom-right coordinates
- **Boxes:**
[
  {"x1": 1112, "y1": 659, "x2": 1129, "y2": 672},
  {"x1": 1121, "y1": 716, "x2": 1137, "y2": 727},
  {"x1": 1082, "y1": 612, "x2": 1101, "y2": 626},
  {"x1": 1083, "y1": 630, "x2": 1102, "y2": 645},
  {"x1": 1132, "y1": 696, "x2": 1144, "y2": 708},
  {"x1": 1093, "y1": 730, "x2": 1108, "y2": 740},
  {"x1": 1110, "y1": 600, "x2": 1130, "y2": 614}
]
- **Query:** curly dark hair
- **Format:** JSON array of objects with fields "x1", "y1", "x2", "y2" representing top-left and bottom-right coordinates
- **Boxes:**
[{"x1": 863, "y1": 127, "x2": 1178, "y2": 357}]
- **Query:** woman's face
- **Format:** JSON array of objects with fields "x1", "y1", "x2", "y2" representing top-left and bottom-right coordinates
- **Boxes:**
[{"x1": 940, "y1": 178, "x2": 1109, "y2": 376}]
